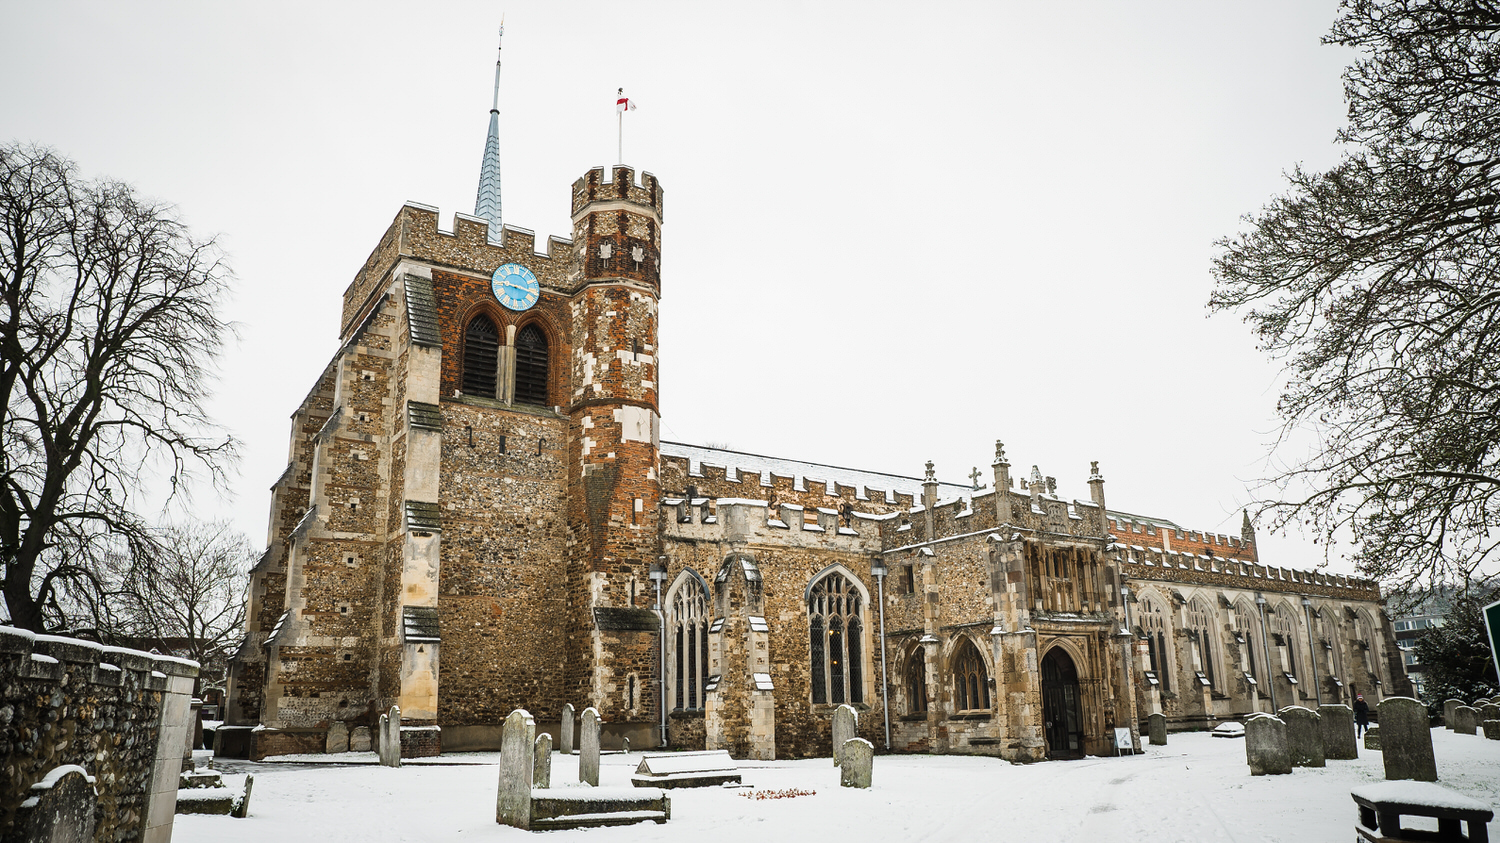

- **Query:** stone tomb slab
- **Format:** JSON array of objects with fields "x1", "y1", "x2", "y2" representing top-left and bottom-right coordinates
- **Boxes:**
[{"x1": 632, "y1": 750, "x2": 742, "y2": 789}]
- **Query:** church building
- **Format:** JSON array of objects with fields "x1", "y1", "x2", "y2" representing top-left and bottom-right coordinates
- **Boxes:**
[{"x1": 222, "y1": 44, "x2": 1411, "y2": 761}]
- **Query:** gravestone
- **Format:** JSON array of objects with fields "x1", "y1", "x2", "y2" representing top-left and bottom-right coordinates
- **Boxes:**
[
  {"x1": 1443, "y1": 698, "x2": 1463, "y2": 729},
  {"x1": 840, "y1": 738, "x2": 873, "y2": 788},
  {"x1": 326, "y1": 722, "x2": 350, "y2": 754},
  {"x1": 534, "y1": 733, "x2": 552, "y2": 789},
  {"x1": 12, "y1": 766, "x2": 97, "y2": 843},
  {"x1": 832, "y1": 704, "x2": 858, "y2": 766},
  {"x1": 580, "y1": 707, "x2": 601, "y2": 787},
  {"x1": 350, "y1": 726, "x2": 372, "y2": 752},
  {"x1": 1318, "y1": 703, "x2": 1358, "y2": 760},
  {"x1": 1483, "y1": 720, "x2": 1500, "y2": 740},
  {"x1": 622, "y1": 737, "x2": 630, "y2": 753},
  {"x1": 1278, "y1": 707, "x2": 1324, "y2": 767},
  {"x1": 1452, "y1": 705, "x2": 1478, "y2": 735},
  {"x1": 1148, "y1": 712, "x2": 1167, "y2": 746},
  {"x1": 1364, "y1": 725, "x2": 1382, "y2": 751},
  {"x1": 1244, "y1": 714, "x2": 1291, "y2": 775},
  {"x1": 378, "y1": 705, "x2": 402, "y2": 767},
  {"x1": 1378, "y1": 697, "x2": 1437, "y2": 782},
  {"x1": 231, "y1": 774, "x2": 255, "y2": 819},
  {"x1": 560, "y1": 703, "x2": 575, "y2": 754},
  {"x1": 1481, "y1": 703, "x2": 1500, "y2": 724},
  {"x1": 496, "y1": 709, "x2": 535, "y2": 830}
]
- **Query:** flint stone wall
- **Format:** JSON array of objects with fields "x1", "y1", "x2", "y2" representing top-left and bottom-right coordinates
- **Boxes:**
[{"x1": 0, "y1": 626, "x2": 198, "y2": 843}]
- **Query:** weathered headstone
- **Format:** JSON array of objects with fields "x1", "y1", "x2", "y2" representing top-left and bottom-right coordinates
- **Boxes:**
[
  {"x1": 840, "y1": 738, "x2": 873, "y2": 788},
  {"x1": 1481, "y1": 703, "x2": 1500, "y2": 724},
  {"x1": 1279, "y1": 706, "x2": 1325, "y2": 767},
  {"x1": 1452, "y1": 705, "x2": 1479, "y2": 735},
  {"x1": 1148, "y1": 712, "x2": 1167, "y2": 746},
  {"x1": 1244, "y1": 714, "x2": 1291, "y2": 775},
  {"x1": 832, "y1": 704, "x2": 858, "y2": 766},
  {"x1": 231, "y1": 774, "x2": 255, "y2": 819},
  {"x1": 1482, "y1": 720, "x2": 1500, "y2": 740},
  {"x1": 1378, "y1": 697, "x2": 1437, "y2": 782},
  {"x1": 326, "y1": 722, "x2": 350, "y2": 754},
  {"x1": 622, "y1": 737, "x2": 630, "y2": 754},
  {"x1": 496, "y1": 709, "x2": 535, "y2": 830},
  {"x1": 580, "y1": 707, "x2": 600, "y2": 787},
  {"x1": 533, "y1": 733, "x2": 552, "y2": 789},
  {"x1": 350, "y1": 726, "x2": 372, "y2": 752},
  {"x1": 378, "y1": 705, "x2": 402, "y2": 767},
  {"x1": 12, "y1": 766, "x2": 97, "y2": 843},
  {"x1": 1443, "y1": 698, "x2": 1463, "y2": 729},
  {"x1": 1318, "y1": 703, "x2": 1358, "y2": 760},
  {"x1": 1364, "y1": 725, "x2": 1382, "y2": 751},
  {"x1": 559, "y1": 703, "x2": 575, "y2": 754}
]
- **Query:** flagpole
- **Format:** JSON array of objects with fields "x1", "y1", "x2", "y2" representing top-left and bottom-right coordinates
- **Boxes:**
[{"x1": 618, "y1": 108, "x2": 623, "y2": 164}]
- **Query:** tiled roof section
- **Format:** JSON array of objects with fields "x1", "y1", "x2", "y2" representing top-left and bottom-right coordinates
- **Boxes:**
[
  {"x1": 405, "y1": 274, "x2": 441, "y2": 348},
  {"x1": 660, "y1": 441, "x2": 969, "y2": 501},
  {"x1": 405, "y1": 500, "x2": 442, "y2": 532},
  {"x1": 402, "y1": 606, "x2": 440, "y2": 643},
  {"x1": 593, "y1": 607, "x2": 660, "y2": 632},
  {"x1": 407, "y1": 401, "x2": 443, "y2": 432}
]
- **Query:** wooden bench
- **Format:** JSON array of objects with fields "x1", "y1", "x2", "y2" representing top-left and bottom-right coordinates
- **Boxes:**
[
  {"x1": 631, "y1": 750, "x2": 742, "y2": 788},
  {"x1": 1352, "y1": 781, "x2": 1494, "y2": 842}
]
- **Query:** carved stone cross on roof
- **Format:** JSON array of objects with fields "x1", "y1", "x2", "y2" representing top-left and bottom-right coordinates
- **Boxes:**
[{"x1": 969, "y1": 467, "x2": 986, "y2": 491}]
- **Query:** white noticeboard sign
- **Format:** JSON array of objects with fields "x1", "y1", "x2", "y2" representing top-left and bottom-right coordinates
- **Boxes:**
[
  {"x1": 1114, "y1": 727, "x2": 1135, "y2": 755},
  {"x1": 1484, "y1": 599, "x2": 1500, "y2": 694}
]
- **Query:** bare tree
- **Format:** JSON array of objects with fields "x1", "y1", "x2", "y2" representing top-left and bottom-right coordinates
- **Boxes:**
[
  {"x1": 0, "y1": 144, "x2": 236, "y2": 632},
  {"x1": 1210, "y1": 1, "x2": 1500, "y2": 593},
  {"x1": 104, "y1": 521, "x2": 252, "y2": 686}
]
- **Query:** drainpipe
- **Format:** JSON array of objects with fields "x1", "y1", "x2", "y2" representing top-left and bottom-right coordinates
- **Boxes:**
[
  {"x1": 650, "y1": 557, "x2": 669, "y2": 747},
  {"x1": 1256, "y1": 592, "x2": 1277, "y2": 712},
  {"x1": 872, "y1": 557, "x2": 891, "y2": 751}
]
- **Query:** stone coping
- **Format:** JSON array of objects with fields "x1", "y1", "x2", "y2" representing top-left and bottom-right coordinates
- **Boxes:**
[{"x1": 0, "y1": 625, "x2": 200, "y2": 678}]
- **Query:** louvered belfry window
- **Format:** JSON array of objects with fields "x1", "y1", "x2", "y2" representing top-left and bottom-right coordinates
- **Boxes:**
[
  {"x1": 514, "y1": 324, "x2": 549, "y2": 406},
  {"x1": 462, "y1": 314, "x2": 499, "y2": 399}
]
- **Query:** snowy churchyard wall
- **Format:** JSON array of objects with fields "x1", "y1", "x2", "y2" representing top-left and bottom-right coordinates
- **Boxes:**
[{"x1": 0, "y1": 625, "x2": 198, "y2": 843}]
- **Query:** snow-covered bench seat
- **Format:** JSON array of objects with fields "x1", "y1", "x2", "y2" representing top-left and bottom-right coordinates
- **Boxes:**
[
  {"x1": 1351, "y1": 781, "x2": 1494, "y2": 842},
  {"x1": 631, "y1": 750, "x2": 742, "y2": 788},
  {"x1": 530, "y1": 787, "x2": 669, "y2": 830}
]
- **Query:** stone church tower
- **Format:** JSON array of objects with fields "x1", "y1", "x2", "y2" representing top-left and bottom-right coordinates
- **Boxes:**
[{"x1": 223, "y1": 35, "x2": 667, "y2": 752}]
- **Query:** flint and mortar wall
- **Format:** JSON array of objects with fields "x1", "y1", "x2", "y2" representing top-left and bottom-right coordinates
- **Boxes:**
[{"x1": 0, "y1": 627, "x2": 197, "y2": 843}]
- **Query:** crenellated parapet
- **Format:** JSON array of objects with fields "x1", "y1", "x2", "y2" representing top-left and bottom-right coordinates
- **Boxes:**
[
  {"x1": 659, "y1": 451, "x2": 918, "y2": 513},
  {"x1": 341, "y1": 202, "x2": 576, "y2": 340},
  {"x1": 570, "y1": 165, "x2": 664, "y2": 220},
  {"x1": 661, "y1": 497, "x2": 886, "y2": 551},
  {"x1": 1109, "y1": 515, "x2": 1258, "y2": 562},
  {"x1": 1120, "y1": 547, "x2": 1380, "y2": 600}
]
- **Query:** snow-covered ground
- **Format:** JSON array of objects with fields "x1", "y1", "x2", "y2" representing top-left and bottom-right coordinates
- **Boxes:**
[{"x1": 176, "y1": 729, "x2": 1500, "y2": 842}]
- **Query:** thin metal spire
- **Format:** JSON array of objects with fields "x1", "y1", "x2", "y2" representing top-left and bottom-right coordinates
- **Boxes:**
[{"x1": 474, "y1": 22, "x2": 504, "y2": 242}]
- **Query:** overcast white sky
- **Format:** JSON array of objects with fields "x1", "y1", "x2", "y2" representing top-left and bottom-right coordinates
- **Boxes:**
[{"x1": 2, "y1": 1, "x2": 1361, "y2": 574}]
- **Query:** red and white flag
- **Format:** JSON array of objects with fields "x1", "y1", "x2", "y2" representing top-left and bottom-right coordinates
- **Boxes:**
[{"x1": 617, "y1": 88, "x2": 637, "y2": 113}]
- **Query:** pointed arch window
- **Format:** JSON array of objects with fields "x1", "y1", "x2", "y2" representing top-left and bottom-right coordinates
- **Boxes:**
[
  {"x1": 1234, "y1": 602, "x2": 1262, "y2": 686},
  {"x1": 1188, "y1": 599, "x2": 1219, "y2": 691},
  {"x1": 669, "y1": 574, "x2": 710, "y2": 711},
  {"x1": 808, "y1": 572, "x2": 865, "y2": 705},
  {"x1": 952, "y1": 639, "x2": 990, "y2": 711},
  {"x1": 514, "y1": 324, "x2": 549, "y2": 406},
  {"x1": 906, "y1": 648, "x2": 928, "y2": 714},
  {"x1": 1140, "y1": 597, "x2": 1171, "y2": 692},
  {"x1": 462, "y1": 314, "x2": 500, "y2": 399}
]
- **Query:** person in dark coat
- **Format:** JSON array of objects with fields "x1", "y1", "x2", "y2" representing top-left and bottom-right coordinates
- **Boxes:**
[{"x1": 1353, "y1": 694, "x2": 1371, "y2": 737}]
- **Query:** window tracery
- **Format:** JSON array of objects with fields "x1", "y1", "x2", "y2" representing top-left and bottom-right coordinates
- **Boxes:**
[
  {"x1": 669, "y1": 574, "x2": 710, "y2": 711},
  {"x1": 809, "y1": 572, "x2": 864, "y2": 705},
  {"x1": 952, "y1": 639, "x2": 990, "y2": 711}
]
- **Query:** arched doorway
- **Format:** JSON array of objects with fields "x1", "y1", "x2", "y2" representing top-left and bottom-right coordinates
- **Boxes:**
[{"x1": 1041, "y1": 648, "x2": 1083, "y2": 758}]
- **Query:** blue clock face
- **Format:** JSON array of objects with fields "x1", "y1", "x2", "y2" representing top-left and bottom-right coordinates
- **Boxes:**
[{"x1": 491, "y1": 263, "x2": 540, "y2": 311}]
